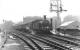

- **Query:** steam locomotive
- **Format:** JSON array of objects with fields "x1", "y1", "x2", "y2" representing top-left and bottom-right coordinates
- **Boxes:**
[
  {"x1": 27, "y1": 15, "x2": 53, "y2": 32},
  {"x1": 15, "y1": 15, "x2": 53, "y2": 33}
]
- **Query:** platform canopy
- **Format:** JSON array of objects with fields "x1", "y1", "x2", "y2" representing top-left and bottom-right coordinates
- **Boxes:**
[
  {"x1": 60, "y1": 21, "x2": 74, "y2": 26},
  {"x1": 58, "y1": 21, "x2": 80, "y2": 29}
]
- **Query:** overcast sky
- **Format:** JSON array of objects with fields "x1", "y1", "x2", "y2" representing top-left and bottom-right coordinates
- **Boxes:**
[{"x1": 0, "y1": 0, "x2": 80, "y2": 24}]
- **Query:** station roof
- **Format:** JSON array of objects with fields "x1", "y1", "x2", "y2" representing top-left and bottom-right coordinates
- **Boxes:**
[{"x1": 58, "y1": 21, "x2": 80, "y2": 29}]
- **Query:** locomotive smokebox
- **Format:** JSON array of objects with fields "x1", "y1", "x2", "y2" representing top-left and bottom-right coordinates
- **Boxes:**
[{"x1": 44, "y1": 15, "x2": 46, "y2": 20}]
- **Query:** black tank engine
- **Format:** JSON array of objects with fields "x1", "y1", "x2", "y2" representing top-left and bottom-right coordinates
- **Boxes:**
[{"x1": 29, "y1": 15, "x2": 53, "y2": 31}]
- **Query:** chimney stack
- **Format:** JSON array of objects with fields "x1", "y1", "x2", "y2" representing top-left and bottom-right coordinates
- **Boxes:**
[{"x1": 44, "y1": 15, "x2": 46, "y2": 20}]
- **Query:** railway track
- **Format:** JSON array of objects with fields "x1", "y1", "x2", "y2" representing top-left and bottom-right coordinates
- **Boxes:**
[
  {"x1": 50, "y1": 34, "x2": 80, "y2": 43},
  {"x1": 22, "y1": 34, "x2": 71, "y2": 50},
  {"x1": 35, "y1": 31, "x2": 80, "y2": 49},
  {"x1": 11, "y1": 30, "x2": 72, "y2": 50},
  {"x1": 48, "y1": 33, "x2": 80, "y2": 45},
  {"x1": 38, "y1": 34, "x2": 80, "y2": 48},
  {"x1": 11, "y1": 33, "x2": 56, "y2": 50},
  {"x1": 49, "y1": 35, "x2": 80, "y2": 46},
  {"x1": 19, "y1": 32, "x2": 72, "y2": 50},
  {"x1": 10, "y1": 29, "x2": 80, "y2": 50},
  {"x1": 12, "y1": 34, "x2": 36, "y2": 50}
]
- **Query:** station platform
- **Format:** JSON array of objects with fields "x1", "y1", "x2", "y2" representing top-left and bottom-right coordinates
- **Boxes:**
[{"x1": 0, "y1": 34, "x2": 25, "y2": 50}]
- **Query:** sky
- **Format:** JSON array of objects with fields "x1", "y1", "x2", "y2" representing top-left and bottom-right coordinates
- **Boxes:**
[{"x1": 0, "y1": 0, "x2": 80, "y2": 24}]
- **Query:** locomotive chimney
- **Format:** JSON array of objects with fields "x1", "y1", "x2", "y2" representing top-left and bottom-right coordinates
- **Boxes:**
[{"x1": 44, "y1": 15, "x2": 46, "y2": 20}]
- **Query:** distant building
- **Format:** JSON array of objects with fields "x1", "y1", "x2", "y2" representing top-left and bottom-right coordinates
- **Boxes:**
[
  {"x1": 23, "y1": 16, "x2": 43, "y2": 24},
  {"x1": 56, "y1": 21, "x2": 80, "y2": 36}
]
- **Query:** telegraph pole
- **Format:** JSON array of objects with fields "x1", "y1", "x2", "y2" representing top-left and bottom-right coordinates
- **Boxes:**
[{"x1": 50, "y1": 0, "x2": 67, "y2": 33}]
